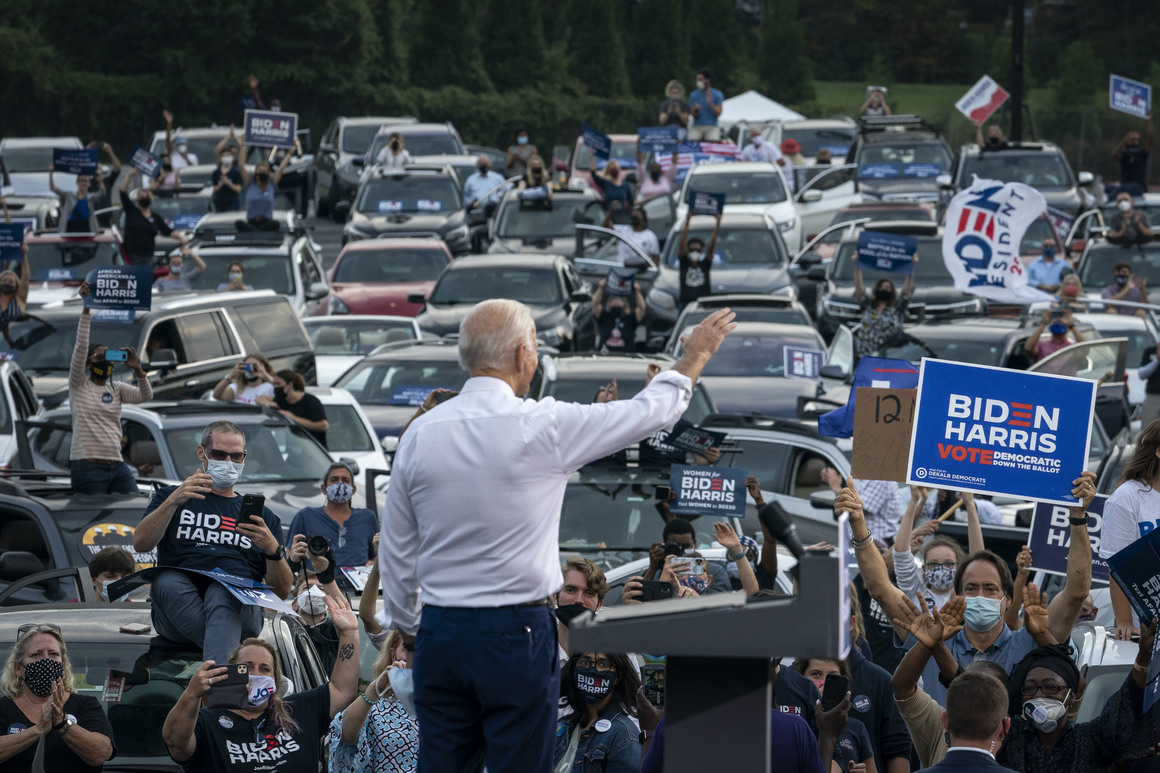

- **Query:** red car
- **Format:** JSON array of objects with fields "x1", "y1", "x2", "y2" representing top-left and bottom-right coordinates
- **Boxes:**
[{"x1": 321, "y1": 237, "x2": 452, "y2": 317}]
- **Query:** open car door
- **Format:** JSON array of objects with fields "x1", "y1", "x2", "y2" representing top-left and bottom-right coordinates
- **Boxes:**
[{"x1": 1029, "y1": 336, "x2": 1129, "y2": 439}]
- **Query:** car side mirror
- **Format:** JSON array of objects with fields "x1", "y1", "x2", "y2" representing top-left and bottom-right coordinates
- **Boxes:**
[
  {"x1": 570, "y1": 291, "x2": 592, "y2": 303},
  {"x1": 334, "y1": 201, "x2": 351, "y2": 219},
  {"x1": 352, "y1": 157, "x2": 365, "y2": 167},
  {"x1": 147, "y1": 348, "x2": 178, "y2": 371},
  {"x1": 407, "y1": 293, "x2": 427, "y2": 305},
  {"x1": 806, "y1": 266, "x2": 827, "y2": 282},
  {"x1": 623, "y1": 254, "x2": 650, "y2": 270},
  {"x1": 799, "y1": 189, "x2": 823, "y2": 203},
  {"x1": 809, "y1": 490, "x2": 837, "y2": 511},
  {"x1": 819, "y1": 364, "x2": 846, "y2": 380},
  {"x1": 1077, "y1": 171, "x2": 1094, "y2": 186},
  {"x1": 642, "y1": 336, "x2": 667, "y2": 353},
  {"x1": 798, "y1": 251, "x2": 823, "y2": 267},
  {"x1": 935, "y1": 174, "x2": 953, "y2": 188},
  {"x1": 307, "y1": 281, "x2": 328, "y2": 300}
]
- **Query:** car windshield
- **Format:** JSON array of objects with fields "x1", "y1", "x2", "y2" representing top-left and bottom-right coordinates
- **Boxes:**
[
  {"x1": 679, "y1": 307, "x2": 807, "y2": 329},
  {"x1": 960, "y1": 152, "x2": 1074, "y2": 192},
  {"x1": 575, "y1": 140, "x2": 639, "y2": 169},
  {"x1": 784, "y1": 127, "x2": 854, "y2": 157},
  {"x1": 1020, "y1": 217, "x2": 1061, "y2": 254},
  {"x1": 165, "y1": 422, "x2": 332, "y2": 482},
  {"x1": 429, "y1": 267, "x2": 562, "y2": 304},
  {"x1": 876, "y1": 333, "x2": 1006, "y2": 367},
  {"x1": 683, "y1": 171, "x2": 788, "y2": 205},
  {"x1": 494, "y1": 196, "x2": 597, "y2": 240},
  {"x1": 148, "y1": 195, "x2": 213, "y2": 230},
  {"x1": 181, "y1": 252, "x2": 294, "y2": 295},
  {"x1": 24, "y1": 241, "x2": 123, "y2": 281},
  {"x1": 343, "y1": 124, "x2": 386, "y2": 154},
  {"x1": 662, "y1": 227, "x2": 787, "y2": 268},
  {"x1": 2, "y1": 146, "x2": 73, "y2": 173},
  {"x1": 0, "y1": 318, "x2": 136, "y2": 371},
  {"x1": 324, "y1": 403, "x2": 377, "y2": 453},
  {"x1": 1080, "y1": 245, "x2": 1160, "y2": 289},
  {"x1": 700, "y1": 334, "x2": 822, "y2": 377},
  {"x1": 333, "y1": 247, "x2": 448, "y2": 283},
  {"x1": 306, "y1": 320, "x2": 417, "y2": 354},
  {"x1": 147, "y1": 136, "x2": 223, "y2": 162},
  {"x1": 367, "y1": 133, "x2": 463, "y2": 161},
  {"x1": 543, "y1": 378, "x2": 714, "y2": 425},
  {"x1": 335, "y1": 358, "x2": 468, "y2": 405},
  {"x1": 830, "y1": 238, "x2": 951, "y2": 282},
  {"x1": 355, "y1": 176, "x2": 462, "y2": 214},
  {"x1": 858, "y1": 142, "x2": 952, "y2": 178}
]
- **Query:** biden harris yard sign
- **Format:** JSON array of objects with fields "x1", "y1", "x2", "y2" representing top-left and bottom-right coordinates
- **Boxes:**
[{"x1": 906, "y1": 359, "x2": 1095, "y2": 507}]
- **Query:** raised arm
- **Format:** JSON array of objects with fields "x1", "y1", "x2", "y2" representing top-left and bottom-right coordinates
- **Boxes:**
[
  {"x1": 48, "y1": 165, "x2": 63, "y2": 196},
  {"x1": 1005, "y1": 545, "x2": 1032, "y2": 631},
  {"x1": 163, "y1": 660, "x2": 225, "y2": 763},
  {"x1": 715, "y1": 522, "x2": 758, "y2": 597},
  {"x1": 853, "y1": 264, "x2": 865, "y2": 300},
  {"x1": 746, "y1": 477, "x2": 780, "y2": 579},
  {"x1": 70, "y1": 299, "x2": 92, "y2": 389},
  {"x1": 236, "y1": 137, "x2": 250, "y2": 186},
  {"x1": 102, "y1": 142, "x2": 121, "y2": 173},
  {"x1": 1025, "y1": 310, "x2": 1050, "y2": 354},
  {"x1": 891, "y1": 487, "x2": 927, "y2": 602},
  {"x1": 960, "y1": 492, "x2": 984, "y2": 554},
  {"x1": 163, "y1": 110, "x2": 175, "y2": 156},
  {"x1": 16, "y1": 244, "x2": 29, "y2": 307},
  {"x1": 358, "y1": 542, "x2": 385, "y2": 636},
  {"x1": 326, "y1": 597, "x2": 361, "y2": 716},
  {"x1": 271, "y1": 143, "x2": 294, "y2": 186},
  {"x1": 679, "y1": 210, "x2": 693, "y2": 256},
  {"x1": 672, "y1": 307, "x2": 736, "y2": 386},
  {"x1": 704, "y1": 213, "x2": 722, "y2": 258},
  {"x1": 214, "y1": 132, "x2": 231, "y2": 165},
  {"x1": 1046, "y1": 472, "x2": 1094, "y2": 644}
]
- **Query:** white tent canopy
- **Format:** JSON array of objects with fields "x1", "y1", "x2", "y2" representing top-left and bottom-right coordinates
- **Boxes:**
[{"x1": 718, "y1": 90, "x2": 805, "y2": 128}]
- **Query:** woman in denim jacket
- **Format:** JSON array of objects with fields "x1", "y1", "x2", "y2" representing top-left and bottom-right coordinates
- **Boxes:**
[{"x1": 554, "y1": 652, "x2": 641, "y2": 772}]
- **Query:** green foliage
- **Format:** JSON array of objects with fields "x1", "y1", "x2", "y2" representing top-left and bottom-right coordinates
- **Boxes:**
[
  {"x1": 627, "y1": 0, "x2": 690, "y2": 100},
  {"x1": 757, "y1": 0, "x2": 814, "y2": 105},
  {"x1": 686, "y1": 0, "x2": 744, "y2": 92},
  {"x1": 407, "y1": 0, "x2": 492, "y2": 92},
  {"x1": 565, "y1": 0, "x2": 631, "y2": 98},
  {"x1": 481, "y1": 0, "x2": 548, "y2": 92}
]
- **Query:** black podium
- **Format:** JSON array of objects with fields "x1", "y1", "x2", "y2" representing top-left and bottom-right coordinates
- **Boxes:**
[{"x1": 569, "y1": 517, "x2": 849, "y2": 773}]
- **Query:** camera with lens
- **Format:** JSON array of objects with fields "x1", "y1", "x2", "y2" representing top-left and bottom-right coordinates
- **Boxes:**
[
  {"x1": 307, "y1": 535, "x2": 331, "y2": 556},
  {"x1": 662, "y1": 542, "x2": 685, "y2": 557}
]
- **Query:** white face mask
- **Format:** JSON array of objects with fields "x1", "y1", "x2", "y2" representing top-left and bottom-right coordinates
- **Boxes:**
[
  {"x1": 247, "y1": 675, "x2": 277, "y2": 707},
  {"x1": 696, "y1": 79, "x2": 706, "y2": 90},
  {"x1": 751, "y1": 136, "x2": 763, "y2": 146},
  {"x1": 1023, "y1": 696, "x2": 1069, "y2": 732},
  {"x1": 295, "y1": 586, "x2": 328, "y2": 616},
  {"x1": 389, "y1": 668, "x2": 417, "y2": 717},
  {"x1": 221, "y1": 156, "x2": 234, "y2": 168},
  {"x1": 687, "y1": 250, "x2": 703, "y2": 263},
  {"x1": 1118, "y1": 199, "x2": 1133, "y2": 212},
  {"x1": 204, "y1": 458, "x2": 244, "y2": 489}
]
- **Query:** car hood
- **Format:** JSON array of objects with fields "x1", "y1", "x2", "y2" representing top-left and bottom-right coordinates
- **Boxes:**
[
  {"x1": 8, "y1": 172, "x2": 64, "y2": 198},
  {"x1": 827, "y1": 283, "x2": 968, "y2": 308},
  {"x1": 331, "y1": 281, "x2": 433, "y2": 315},
  {"x1": 417, "y1": 302, "x2": 565, "y2": 337},
  {"x1": 316, "y1": 355, "x2": 364, "y2": 387},
  {"x1": 353, "y1": 212, "x2": 461, "y2": 235},
  {"x1": 26, "y1": 286, "x2": 82, "y2": 308},
  {"x1": 653, "y1": 264, "x2": 792, "y2": 296},
  {"x1": 860, "y1": 178, "x2": 940, "y2": 200},
  {"x1": 698, "y1": 376, "x2": 816, "y2": 419},
  {"x1": 490, "y1": 236, "x2": 574, "y2": 254}
]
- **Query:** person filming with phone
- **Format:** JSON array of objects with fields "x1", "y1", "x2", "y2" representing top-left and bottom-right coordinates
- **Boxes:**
[
  {"x1": 132, "y1": 420, "x2": 292, "y2": 665},
  {"x1": 70, "y1": 282, "x2": 153, "y2": 495}
]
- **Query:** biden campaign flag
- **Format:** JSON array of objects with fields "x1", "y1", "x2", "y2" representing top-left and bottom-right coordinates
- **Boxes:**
[
  {"x1": 943, "y1": 177, "x2": 1054, "y2": 304},
  {"x1": 955, "y1": 75, "x2": 1011, "y2": 127},
  {"x1": 906, "y1": 359, "x2": 1095, "y2": 506},
  {"x1": 819, "y1": 356, "x2": 919, "y2": 438}
]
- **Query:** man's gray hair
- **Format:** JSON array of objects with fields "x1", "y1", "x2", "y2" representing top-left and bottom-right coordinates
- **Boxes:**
[
  {"x1": 201, "y1": 420, "x2": 246, "y2": 449},
  {"x1": 458, "y1": 299, "x2": 535, "y2": 371}
]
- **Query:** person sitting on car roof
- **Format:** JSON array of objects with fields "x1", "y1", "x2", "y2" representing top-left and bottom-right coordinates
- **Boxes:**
[
  {"x1": 677, "y1": 209, "x2": 723, "y2": 310},
  {"x1": 49, "y1": 164, "x2": 99, "y2": 233},
  {"x1": 235, "y1": 133, "x2": 293, "y2": 232},
  {"x1": 1102, "y1": 260, "x2": 1150, "y2": 316},
  {"x1": 593, "y1": 276, "x2": 646, "y2": 354},
  {"x1": 1107, "y1": 192, "x2": 1154, "y2": 247},
  {"x1": 375, "y1": 131, "x2": 412, "y2": 173},
  {"x1": 213, "y1": 354, "x2": 275, "y2": 405},
  {"x1": 212, "y1": 127, "x2": 244, "y2": 213},
  {"x1": 120, "y1": 176, "x2": 187, "y2": 266},
  {"x1": 852, "y1": 265, "x2": 913, "y2": 358},
  {"x1": 590, "y1": 157, "x2": 634, "y2": 227},
  {"x1": 977, "y1": 124, "x2": 1010, "y2": 151},
  {"x1": 0, "y1": 197, "x2": 30, "y2": 325}
]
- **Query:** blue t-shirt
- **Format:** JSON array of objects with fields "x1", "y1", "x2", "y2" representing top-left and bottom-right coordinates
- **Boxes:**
[
  {"x1": 288, "y1": 505, "x2": 379, "y2": 567},
  {"x1": 148, "y1": 486, "x2": 283, "y2": 581},
  {"x1": 689, "y1": 88, "x2": 724, "y2": 126},
  {"x1": 245, "y1": 180, "x2": 276, "y2": 220}
]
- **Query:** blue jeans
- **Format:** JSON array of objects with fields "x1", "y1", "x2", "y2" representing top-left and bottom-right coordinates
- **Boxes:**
[
  {"x1": 148, "y1": 570, "x2": 263, "y2": 665},
  {"x1": 70, "y1": 460, "x2": 137, "y2": 495},
  {"x1": 414, "y1": 604, "x2": 558, "y2": 773}
]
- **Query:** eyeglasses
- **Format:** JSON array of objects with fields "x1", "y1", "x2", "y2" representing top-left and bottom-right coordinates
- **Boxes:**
[
  {"x1": 924, "y1": 562, "x2": 956, "y2": 571},
  {"x1": 575, "y1": 657, "x2": 616, "y2": 672},
  {"x1": 962, "y1": 583, "x2": 1003, "y2": 598},
  {"x1": 17, "y1": 623, "x2": 61, "y2": 638},
  {"x1": 203, "y1": 447, "x2": 247, "y2": 463},
  {"x1": 336, "y1": 525, "x2": 347, "y2": 550},
  {"x1": 1020, "y1": 682, "x2": 1067, "y2": 698}
]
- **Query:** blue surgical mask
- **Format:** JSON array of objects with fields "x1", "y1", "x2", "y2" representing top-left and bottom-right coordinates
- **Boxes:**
[
  {"x1": 325, "y1": 482, "x2": 354, "y2": 504},
  {"x1": 205, "y1": 458, "x2": 244, "y2": 489},
  {"x1": 389, "y1": 667, "x2": 416, "y2": 717},
  {"x1": 517, "y1": 136, "x2": 528, "y2": 146},
  {"x1": 963, "y1": 596, "x2": 1003, "y2": 632},
  {"x1": 1049, "y1": 323, "x2": 1068, "y2": 336},
  {"x1": 247, "y1": 675, "x2": 277, "y2": 706},
  {"x1": 102, "y1": 580, "x2": 116, "y2": 601}
]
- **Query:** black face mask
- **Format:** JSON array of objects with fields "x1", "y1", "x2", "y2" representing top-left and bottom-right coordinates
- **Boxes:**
[
  {"x1": 875, "y1": 288, "x2": 893, "y2": 303},
  {"x1": 256, "y1": 173, "x2": 269, "y2": 183},
  {"x1": 608, "y1": 305, "x2": 625, "y2": 319},
  {"x1": 1115, "y1": 275, "x2": 1130, "y2": 286},
  {"x1": 390, "y1": 142, "x2": 400, "y2": 151},
  {"x1": 631, "y1": 218, "x2": 643, "y2": 229},
  {"x1": 0, "y1": 284, "x2": 16, "y2": 295},
  {"x1": 162, "y1": 163, "x2": 173, "y2": 171},
  {"x1": 478, "y1": 166, "x2": 490, "y2": 175},
  {"x1": 555, "y1": 603, "x2": 589, "y2": 626},
  {"x1": 138, "y1": 197, "x2": 150, "y2": 209},
  {"x1": 90, "y1": 362, "x2": 114, "y2": 380},
  {"x1": 649, "y1": 170, "x2": 662, "y2": 182}
]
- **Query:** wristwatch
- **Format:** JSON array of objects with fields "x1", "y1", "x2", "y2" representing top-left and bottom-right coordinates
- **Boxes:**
[
  {"x1": 265, "y1": 544, "x2": 286, "y2": 561},
  {"x1": 54, "y1": 716, "x2": 75, "y2": 734}
]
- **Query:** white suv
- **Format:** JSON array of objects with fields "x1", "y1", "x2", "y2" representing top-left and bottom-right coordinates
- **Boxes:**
[{"x1": 676, "y1": 161, "x2": 803, "y2": 250}]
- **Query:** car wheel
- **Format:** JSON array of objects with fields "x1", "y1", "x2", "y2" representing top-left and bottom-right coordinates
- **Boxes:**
[{"x1": 314, "y1": 181, "x2": 329, "y2": 218}]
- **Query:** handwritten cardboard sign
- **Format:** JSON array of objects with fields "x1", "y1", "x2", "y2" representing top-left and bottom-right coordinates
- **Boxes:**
[{"x1": 852, "y1": 387, "x2": 916, "y2": 482}]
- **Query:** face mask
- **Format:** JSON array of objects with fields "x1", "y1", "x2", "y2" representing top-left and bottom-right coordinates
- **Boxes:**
[
  {"x1": 176, "y1": 145, "x2": 188, "y2": 154},
  {"x1": 1023, "y1": 696, "x2": 1068, "y2": 733},
  {"x1": 517, "y1": 136, "x2": 528, "y2": 146},
  {"x1": 1042, "y1": 248, "x2": 1055, "y2": 260},
  {"x1": 326, "y1": 481, "x2": 354, "y2": 504},
  {"x1": 296, "y1": 586, "x2": 329, "y2": 616},
  {"x1": 678, "y1": 574, "x2": 708, "y2": 595},
  {"x1": 631, "y1": 218, "x2": 643, "y2": 229},
  {"x1": 688, "y1": 250, "x2": 703, "y2": 262},
  {"x1": 0, "y1": 284, "x2": 16, "y2": 295},
  {"x1": 389, "y1": 667, "x2": 417, "y2": 717},
  {"x1": 90, "y1": 362, "x2": 114, "y2": 380},
  {"x1": 101, "y1": 579, "x2": 116, "y2": 601},
  {"x1": 162, "y1": 163, "x2": 173, "y2": 172},
  {"x1": 1062, "y1": 286, "x2": 1077, "y2": 298},
  {"x1": 22, "y1": 657, "x2": 63, "y2": 698},
  {"x1": 1115, "y1": 275, "x2": 1129, "y2": 286},
  {"x1": 169, "y1": 264, "x2": 182, "y2": 275},
  {"x1": 987, "y1": 138, "x2": 1001, "y2": 147},
  {"x1": 532, "y1": 167, "x2": 544, "y2": 176},
  {"x1": 608, "y1": 305, "x2": 625, "y2": 320},
  {"x1": 1049, "y1": 323, "x2": 1068, "y2": 336},
  {"x1": 229, "y1": 272, "x2": 243, "y2": 282},
  {"x1": 138, "y1": 197, "x2": 150, "y2": 208},
  {"x1": 205, "y1": 458, "x2": 244, "y2": 489},
  {"x1": 875, "y1": 288, "x2": 893, "y2": 302},
  {"x1": 924, "y1": 565, "x2": 955, "y2": 591},
  {"x1": 478, "y1": 166, "x2": 489, "y2": 175},
  {"x1": 963, "y1": 596, "x2": 1002, "y2": 632},
  {"x1": 1077, "y1": 612, "x2": 1095, "y2": 622},
  {"x1": 696, "y1": 79, "x2": 706, "y2": 90},
  {"x1": 555, "y1": 603, "x2": 589, "y2": 626},
  {"x1": 390, "y1": 141, "x2": 400, "y2": 151},
  {"x1": 221, "y1": 156, "x2": 234, "y2": 167},
  {"x1": 752, "y1": 136, "x2": 763, "y2": 146},
  {"x1": 256, "y1": 172, "x2": 269, "y2": 183},
  {"x1": 575, "y1": 667, "x2": 615, "y2": 704},
  {"x1": 649, "y1": 170, "x2": 661, "y2": 182},
  {"x1": 1119, "y1": 200, "x2": 1132, "y2": 213},
  {"x1": 247, "y1": 674, "x2": 277, "y2": 707}
]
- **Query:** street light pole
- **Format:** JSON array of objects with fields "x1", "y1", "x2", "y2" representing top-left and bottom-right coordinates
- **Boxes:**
[{"x1": 1011, "y1": 0, "x2": 1024, "y2": 141}]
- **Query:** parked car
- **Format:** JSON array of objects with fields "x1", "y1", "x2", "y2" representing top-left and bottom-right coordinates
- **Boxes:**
[
  {"x1": 303, "y1": 315, "x2": 421, "y2": 386},
  {"x1": 675, "y1": 161, "x2": 803, "y2": 250},
  {"x1": 0, "y1": 361, "x2": 43, "y2": 469},
  {"x1": 306, "y1": 386, "x2": 391, "y2": 483},
  {"x1": 412, "y1": 254, "x2": 597, "y2": 350},
  {"x1": 0, "y1": 195, "x2": 61, "y2": 230},
  {"x1": 362, "y1": 123, "x2": 467, "y2": 168},
  {"x1": 0, "y1": 136, "x2": 84, "y2": 197},
  {"x1": 847, "y1": 115, "x2": 952, "y2": 204},
  {"x1": 342, "y1": 167, "x2": 471, "y2": 255},
  {"x1": 773, "y1": 119, "x2": 857, "y2": 165},
  {"x1": 567, "y1": 134, "x2": 639, "y2": 190},
  {"x1": 322, "y1": 237, "x2": 451, "y2": 317},
  {"x1": 949, "y1": 140, "x2": 1094, "y2": 217},
  {"x1": 486, "y1": 187, "x2": 603, "y2": 255},
  {"x1": 313, "y1": 115, "x2": 418, "y2": 218},
  {"x1": 3, "y1": 291, "x2": 315, "y2": 408},
  {"x1": 23, "y1": 229, "x2": 127, "y2": 308},
  {"x1": 1076, "y1": 240, "x2": 1160, "y2": 306},
  {"x1": 663, "y1": 294, "x2": 813, "y2": 352}
]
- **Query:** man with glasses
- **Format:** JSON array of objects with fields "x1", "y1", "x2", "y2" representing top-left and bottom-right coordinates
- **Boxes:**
[
  {"x1": 288, "y1": 462, "x2": 379, "y2": 579},
  {"x1": 133, "y1": 420, "x2": 291, "y2": 665}
]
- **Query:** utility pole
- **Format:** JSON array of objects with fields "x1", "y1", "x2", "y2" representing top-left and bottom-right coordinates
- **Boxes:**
[{"x1": 1011, "y1": 0, "x2": 1024, "y2": 141}]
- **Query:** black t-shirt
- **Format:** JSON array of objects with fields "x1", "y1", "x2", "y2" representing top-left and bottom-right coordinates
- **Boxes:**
[
  {"x1": 848, "y1": 647, "x2": 911, "y2": 773},
  {"x1": 853, "y1": 574, "x2": 903, "y2": 675},
  {"x1": 182, "y1": 684, "x2": 330, "y2": 773},
  {"x1": 275, "y1": 392, "x2": 328, "y2": 448},
  {"x1": 678, "y1": 253, "x2": 711, "y2": 305},
  {"x1": 597, "y1": 310, "x2": 638, "y2": 353},
  {"x1": 0, "y1": 693, "x2": 116, "y2": 773},
  {"x1": 1121, "y1": 145, "x2": 1150, "y2": 188},
  {"x1": 832, "y1": 716, "x2": 875, "y2": 769},
  {"x1": 120, "y1": 190, "x2": 173, "y2": 261},
  {"x1": 148, "y1": 487, "x2": 283, "y2": 579},
  {"x1": 212, "y1": 168, "x2": 244, "y2": 212},
  {"x1": 658, "y1": 98, "x2": 689, "y2": 127}
]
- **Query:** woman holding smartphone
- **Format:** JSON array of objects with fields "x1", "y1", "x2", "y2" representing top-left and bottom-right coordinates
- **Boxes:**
[
  {"x1": 213, "y1": 354, "x2": 275, "y2": 405},
  {"x1": 70, "y1": 282, "x2": 153, "y2": 494}
]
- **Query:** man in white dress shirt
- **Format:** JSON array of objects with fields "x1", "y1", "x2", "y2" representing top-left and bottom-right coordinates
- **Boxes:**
[{"x1": 380, "y1": 298, "x2": 736, "y2": 772}]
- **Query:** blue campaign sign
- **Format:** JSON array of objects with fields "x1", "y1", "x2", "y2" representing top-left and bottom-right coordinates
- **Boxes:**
[
  {"x1": 581, "y1": 122, "x2": 612, "y2": 160},
  {"x1": 106, "y1": 566, "x2": 295, "y2": 616},
  {"x1": 901, "y1": 163, "x2": 942, "y2": 179},
  {"x1": 1110, "y1": 75, "x2": 1152, "y2": 119},
  {"x1": 819, "y1": 356, "x2": 920, "y2": 438},
  {"x1": 906, "y1": 359, "x2": 1096, "y2": 506},
  {"x1": 52, "y1": 148, "x2": 99, "y2": 176},
  {"x1": 244, "y1": 109, "x2": 298, "y2": 148},
  {"x1": 83, "y1": 265, "x2": 155, "y2": 311},
  {"x1": 127, "y1": 145, "x2": 162, "y2": 179},
  {"x1": 0, "y1": 224, "x2": 26, "y2": 263},
  {"x1": 857, "y1": 231, "x2": 917, "y2": 274},
  {"x1": 92, "y1": 309, "x2": 135, "y2": 324},
  {"x1": 690, "y1": 191, "x2": 725, "y2": 216},
  {"x1": 389, "y1": 384, "x2": 449, "y2": 406},
  {"x1": 377, "y1": 200, "x2": 404, "y2": 213},
  {"x1": 638, "y1": 126, "x2": 679, "y2": 155},
  {"x1": 670, "y1": 464, "x2": 747, "y2": 517},
  {"x1": 36, "y1": 267, "x2": 77, "y2": 282},
  {"x1": 784, "y1": 345, "x2": 824, "y2": 380},
  {"x1": 664, "y1": 420, "x2": 726, "y2": 455},
  {"x1": 604, "y1": 269, "x2": 634, "y2": 297},
  {"x1": 1028, "y1": 495, "x2": 1108, "y2": 583},
  {"x1": 1107, "y1": 532, "x2": 1160, "y2": 708},
  {"x1": 517, "y1": 186, "x2": 550, "y2": 202},
  {"x1": 168, "y1": 214, "x2": 204, "y2": 231},
  {"x1": 859, "y1": 163, "x2": 899, "y2": 180}
]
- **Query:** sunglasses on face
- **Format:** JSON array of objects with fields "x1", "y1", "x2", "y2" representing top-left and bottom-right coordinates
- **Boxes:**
[
  {"x1": 18, "y1": 623, "x2": 62, "y2": 638},
  {"x1": 202, "y1": 447, "x2": 247, "y2": 463}
]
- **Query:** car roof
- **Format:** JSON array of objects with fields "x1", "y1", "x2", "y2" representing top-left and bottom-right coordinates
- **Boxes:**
[
  {"x1": 500, "y1": 188, "x2": 598, "y2": 203},
  {"x1": 46, "y1": 400, "x2": 286, "y2": 426},
  {"x1": 959, "y1": 141, "x2": 1065, "y2": 155},
  {"x1": 545, "y1": 353, "x2": 676, "y2": 377},
  {"x1": 375, "y1": 123, "x2": 455, "y2": 135},
  {"x1": 303, "y1": 314, "x2": 416, "y2": 325},
  {"x1": 305, "y1": 386, "x2": 357, "y2": 404},
  {"x1": 573, "y1": 134, "x2": 638, "y2": 144},
  {"x1": 862, "y1": 131, "x2": 943, "y2": 144},
  {"x1": 688, "y1": 162, "x2": 779, "y2": 175},
  {"x1": 835, "y1": 202, "x2": 932, "y2": 214},
  {"x1": 893, "y1": 317, "x2": 1024, "y2": 338},
  {"x1": 34, "y1": 289, "x2": 282, "y2": 317},
  {"x1": 341, "y1": 116, "x2": 418, "y2": 126},
  {"x1": 784, "y1": 118, "x2": 857, "y2": 129},
  {"x1": 667, "y1": 212, "x2": 774, "y2": 231},
  {"x1": 722, "y1": 320, "x2": 825, "y2": 339},
  {"x1": 446, "y1": 253, "x2": 566, "y2": 269},
  {"x1": 361, "y1": 340, "x2": 463, "y2": 362},
  {"x1": 0, "y1": 137, "x2": 83, "y2": 149},
  {"x1": 837, "y1": 220, "x2": 941, "y2": 239}
]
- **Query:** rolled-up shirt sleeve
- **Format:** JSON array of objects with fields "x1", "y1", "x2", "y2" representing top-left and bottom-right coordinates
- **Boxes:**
[{"x1": 548, "y1": 370, "x2": 692, "y2": 473}]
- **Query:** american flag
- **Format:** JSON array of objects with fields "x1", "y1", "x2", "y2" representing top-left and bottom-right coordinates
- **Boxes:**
[{"x1": 658, "y1": 141, "x2": 742, "y2": 182}]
